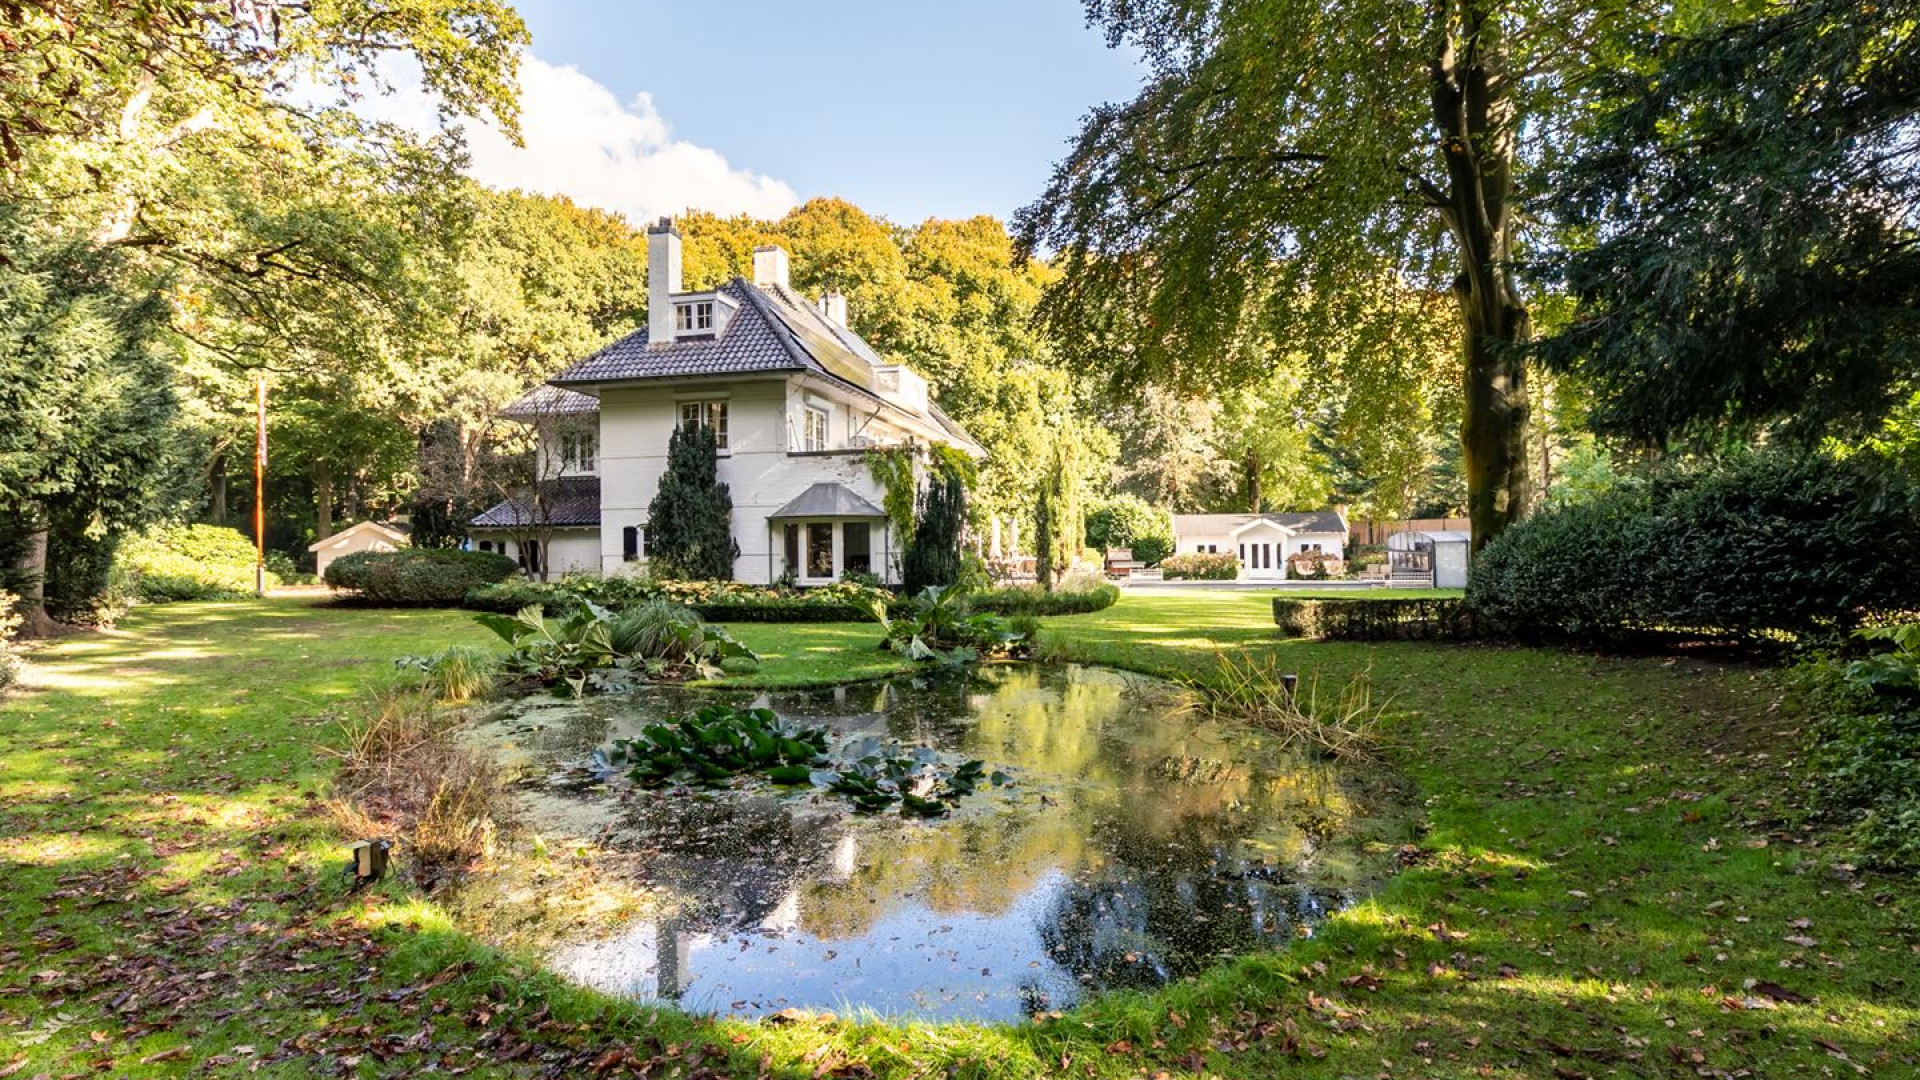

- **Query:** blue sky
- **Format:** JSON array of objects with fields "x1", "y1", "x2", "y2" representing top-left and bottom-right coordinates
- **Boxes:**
[{"x1": 450, "y1": 0, "x2": 1144, "y2": 225}]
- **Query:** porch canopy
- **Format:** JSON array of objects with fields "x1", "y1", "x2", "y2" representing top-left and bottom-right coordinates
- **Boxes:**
[
  {"x1": 766, "y1": 483, "x2": 890, "y2": 583},
  {"x1": 767, "y1": 482, "x2": 886, "y2": 520}
]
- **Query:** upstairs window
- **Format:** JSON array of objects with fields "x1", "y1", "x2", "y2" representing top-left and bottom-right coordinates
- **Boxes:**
[
  {"x1": 803, "y1": 406, "x2": 829, "y2": 452},
  {"x1": 559, "y1": 431, "x2": 597, "y2": 472},
  {"x1": 679, "y1": 400, "x2": 729, "y2": 450},
  {"x1": 674, "y1": 300, "x2": 714, "y2": 333}
]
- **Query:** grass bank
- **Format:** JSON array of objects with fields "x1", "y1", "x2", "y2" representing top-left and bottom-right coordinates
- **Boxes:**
[{"x1": 2, "y1": 594, "x2": 1915, "y2": 1078}]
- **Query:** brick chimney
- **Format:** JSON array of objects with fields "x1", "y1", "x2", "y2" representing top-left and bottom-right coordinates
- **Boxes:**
[
  {"x1": 648, "y1": 217, "x2": 681, "y2": 345},
  {"x1": 752, "y1": 244, "x2": 790, "y2": 290}
]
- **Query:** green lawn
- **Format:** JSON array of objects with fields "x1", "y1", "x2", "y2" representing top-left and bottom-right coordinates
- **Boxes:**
[{"x1": 3, "y1": 594, "x2": 1915, "y2": 1078}]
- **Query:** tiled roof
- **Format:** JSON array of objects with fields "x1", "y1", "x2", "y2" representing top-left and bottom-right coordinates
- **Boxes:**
[
  {"x1": 502, "y1": 385, "x2": 598, "y2": 418},
  {"x1": 470, "y1": 476, "x2": 601, "y2": 528},
  {"x1": 768, "y1": 482, "x2": 887, "y2": 519},
  {"x1": 1173, "y1": 511, "x2": 1349, "y2": 536},
  {"x1": 544, "y1": 275, "x2": 982, "y2": 454},
  {"x1": 549, "y1": 280, "x2": 808, "y2": 385}
]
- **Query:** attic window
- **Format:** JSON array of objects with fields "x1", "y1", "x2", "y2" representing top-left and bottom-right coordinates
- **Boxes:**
[{"x1": 674, "y1": 300, "x2": 714, "y2": 333}]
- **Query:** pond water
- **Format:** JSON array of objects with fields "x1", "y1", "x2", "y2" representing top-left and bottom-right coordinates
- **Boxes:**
[{"x1": 472, "y1": 664, "x2": 1372, "y2": 1023}]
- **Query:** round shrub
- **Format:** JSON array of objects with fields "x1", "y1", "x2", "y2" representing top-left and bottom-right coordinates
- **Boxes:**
[
  {"x1": 1128, "y1": 533, "x2": 1175, "y2": 565},
  {"x1": 1085, "y1": 495, "x2": 1175, "y2": 554},
  {"x1": 116, "y1": 524, "x2": 280, "y2": 602},
  {"x1": 326, "y1": 549, "x2": 517, "y2": 607}
]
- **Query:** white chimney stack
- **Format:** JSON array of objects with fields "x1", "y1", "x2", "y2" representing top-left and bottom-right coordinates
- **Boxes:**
[
  {"x1": 752, "y1": 244, "x2": 790, "y2": 290},
  {"x1": 648, "y1": 217, "x2": 682, "y2": 345},
  {"x1": 817, "y1": 290, "x2": 848, "y2": 327}
]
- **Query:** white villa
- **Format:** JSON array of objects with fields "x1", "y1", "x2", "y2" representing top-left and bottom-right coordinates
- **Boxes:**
[
  {"x1": 1170, "y1": 512, "x2": 1349, "y2": 581},
  {"x1": 469, "y1": 218, "x2": 982, "y2": 584}
]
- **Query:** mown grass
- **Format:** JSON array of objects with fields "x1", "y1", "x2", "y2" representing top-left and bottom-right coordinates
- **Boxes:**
[{"x1": 2, "y1": 593, "x2": 1916, "y2": 1079}]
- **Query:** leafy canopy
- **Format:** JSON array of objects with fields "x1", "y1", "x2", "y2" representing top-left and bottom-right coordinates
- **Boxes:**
[{"x1": 1539, "y1": 0, "x2": 1920, "y2": 446}]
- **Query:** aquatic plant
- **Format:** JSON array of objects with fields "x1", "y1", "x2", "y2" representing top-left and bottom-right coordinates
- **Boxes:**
[
  {"x1": 477, "y1": 602, "x2": 756, "y2": 693},
  {"x1": 604, "y1": 705, "x2": 830, "y2": 788},
  {"x1": 822, "y1": 741, "x2": 1008, "y2": 816},
  {"x1": 868, "y1": 585, "x2": 1023, "y2": 665},
  {"x1": 601, "y1": 706, "x2": 1010, "y2": 816}
]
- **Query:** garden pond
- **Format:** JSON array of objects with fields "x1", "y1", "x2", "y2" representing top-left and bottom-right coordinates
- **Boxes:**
[{"x1": 467, "y1": 664, "x2": 1392, "y2": 1023}]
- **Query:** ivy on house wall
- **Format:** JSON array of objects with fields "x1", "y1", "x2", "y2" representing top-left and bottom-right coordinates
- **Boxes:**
[{"x1": 866, "y1": 446, "x2": 918, "y2": 535}]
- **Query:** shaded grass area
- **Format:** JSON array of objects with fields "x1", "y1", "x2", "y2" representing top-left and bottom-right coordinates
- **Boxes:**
[{"x1": 2, "y1": 594, "x2": 1916, "y2": 1079}]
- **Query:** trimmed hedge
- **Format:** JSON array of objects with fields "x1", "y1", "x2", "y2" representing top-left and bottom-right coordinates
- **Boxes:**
[
  {"x1": 463, "y1": 576, "x2": 890, "y2": 623},
  {"x1": 1161, "y1": 552, "x2": 1239, "y2": 580},
  {"x1": 1273, "y1": 597, "x2": 1478, "y2": 641},
  {"x1": 117, "y1": 524, "x2": 279, "y2": 602},
  {"x1": 325, "y1": 549, "x2": 517, "y2": 606},
  {"x1": 1469, "y1": 449, "x2": 1920, "y2": 641},
  {"x1": 972, "y1": 583, "x2": 1120, "y2": 616}
]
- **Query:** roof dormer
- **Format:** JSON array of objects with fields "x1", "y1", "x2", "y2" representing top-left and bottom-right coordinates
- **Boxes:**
[{"x1": 669, "y1": 291, "x2": 740, "y2": 340}]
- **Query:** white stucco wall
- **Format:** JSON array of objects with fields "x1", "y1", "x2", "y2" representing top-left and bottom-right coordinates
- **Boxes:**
[
  {"x1": 474, "y1": 529, "x2": 600, "y2": 578},
  {"x1": 597, "y1": 376, "x2": 902, "y2": 584},
  {"x1": 1171, "y1": 518, "x2": 1347, "y2": 581},
  {"x1": 310, "y1": 528, "x2": 405, "y2": 578}
]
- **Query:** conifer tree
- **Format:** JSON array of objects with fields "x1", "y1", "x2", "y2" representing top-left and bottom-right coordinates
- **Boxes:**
[
  {"x1": 646, "y1": 424, "x2": 737, "y2": 580},
  {"x1": 903, "y1": 460, "x2": 966, "y2": 593},
  {"x1": 1034, "y1": 483, "x2": 1056, "y2": 593}
]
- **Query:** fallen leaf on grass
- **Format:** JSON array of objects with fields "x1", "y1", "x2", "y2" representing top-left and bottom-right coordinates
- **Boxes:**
[{"x1": 1748, "y1": 980, "x2": 1809, "y2": 1004}]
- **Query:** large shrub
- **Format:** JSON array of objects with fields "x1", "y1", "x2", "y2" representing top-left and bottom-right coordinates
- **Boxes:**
[
  {"x1": 1161, "y1": 552, "x2": 1240, "y2": 580},
  {"x1": 116, "y1": 524, "x2": 279, "y2": 602},
  {"x1": 1085, "y1": 495, "x2": 1175, "y2": 557},
  {"x1": 1470, "y1": 450, "x2": 1920, "y2": 640},
  {"x1": 326, "y1": 549, "x2": 517, "y2": 607}
]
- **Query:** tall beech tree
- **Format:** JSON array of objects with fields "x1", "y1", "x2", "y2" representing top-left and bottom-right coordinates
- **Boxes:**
[{"x1": 1018, "y1": 0, "x2": 1669, "y2": 548}]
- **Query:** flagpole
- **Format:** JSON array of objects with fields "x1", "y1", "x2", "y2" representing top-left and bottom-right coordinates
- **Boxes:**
[{"x1": 254, "y1": 371, "x2": 268, "y2": 598}]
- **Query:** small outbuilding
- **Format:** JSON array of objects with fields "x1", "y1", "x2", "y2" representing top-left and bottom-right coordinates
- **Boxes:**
[
  {"x1": 308, "y1": 520, "x2": 409, "y2": 578},
  {"x1": 1385, "y1": 529, "x2": 1472, "y2": 588}
]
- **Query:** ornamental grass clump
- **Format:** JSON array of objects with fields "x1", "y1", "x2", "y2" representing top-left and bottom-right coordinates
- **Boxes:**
[
  {"x1": 325, "y1": 687, "x2": 512, "y2": 885},
  {"x1": 1191, "y1": 652, "x2": 1388, "y2": 761},
  {"x1": 396, "y1": 646, "x2": 497, "y2": 704}
]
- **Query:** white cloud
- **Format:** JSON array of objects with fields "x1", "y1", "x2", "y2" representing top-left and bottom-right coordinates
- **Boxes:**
[{"x1": 372, "y1": 54, "x2": 799, "y2": 223}]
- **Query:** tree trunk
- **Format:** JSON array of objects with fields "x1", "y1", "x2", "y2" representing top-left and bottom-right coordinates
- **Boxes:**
[
  {"x1": 1243, "y1": 451, "x2": 1262, "y2": 513},
  {"x1": 1430, "y1": 4, "x2": 1533, "y2": 553},
  {"x1": 209, "y1": 450, "x2": 228, "y2": 524},
  {"x1": 10, "y1": 519, "x2": 63, "y2": 638},
  {"x1": 314, "y1": 461, "x2": 334, "y2": 541},
  {"x1": 1457, "y1": 288, "x2": 1531, "y2": 551}
]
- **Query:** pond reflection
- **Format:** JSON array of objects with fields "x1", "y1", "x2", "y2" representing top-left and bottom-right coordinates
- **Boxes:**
[{"x1": 475, "y1": 664, "x2": 1366, "y2": 1022}]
